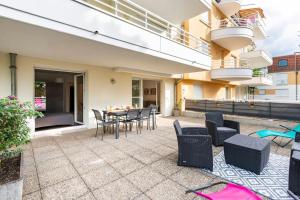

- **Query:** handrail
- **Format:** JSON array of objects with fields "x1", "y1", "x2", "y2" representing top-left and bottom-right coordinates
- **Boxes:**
[
  {"x1": 213, "y1": 18, "x2": 253, "y2": 30},
  {"x1": 253, "y1": 71, "x2": 272, "y2": 79},
  {"x1": 80, "y1": 0, "x2": 210, "y2": 55},
  {"x1": 212, "y1": 59, "x2": 249, "y2": 69}
]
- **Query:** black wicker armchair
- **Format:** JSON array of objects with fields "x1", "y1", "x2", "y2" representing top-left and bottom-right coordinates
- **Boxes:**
[
  {"x1": 173, "y1": 120, "x2": 213, "y2": 171},
  {"x1": 205, "y1": 112, "x2": 240, "y2": 146}
]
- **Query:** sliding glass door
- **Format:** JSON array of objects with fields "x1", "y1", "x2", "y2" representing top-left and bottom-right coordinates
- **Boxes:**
[{"x1": 74, "y1": 74, "x2": 84, "y2": 124}]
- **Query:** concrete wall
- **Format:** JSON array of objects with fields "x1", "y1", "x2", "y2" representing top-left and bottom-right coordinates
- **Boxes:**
[{"x1": 0, "y1": 52, "x2": 174, "y2": 130}]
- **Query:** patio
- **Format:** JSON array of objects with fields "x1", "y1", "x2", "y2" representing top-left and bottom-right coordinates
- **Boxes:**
[{"x1": 22, "y1": 116, "x2": 292, "y2": 200}]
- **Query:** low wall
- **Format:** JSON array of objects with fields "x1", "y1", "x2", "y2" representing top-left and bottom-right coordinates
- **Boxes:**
[{"x1": 182, "y1": 110, "x2": 299, "y2": 128}]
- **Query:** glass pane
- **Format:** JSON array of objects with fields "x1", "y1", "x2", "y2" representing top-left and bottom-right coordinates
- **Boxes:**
[
  {"x1": 132, "y1": 98, "x2": 140, "y2": 108},
  {"x1": 132, "y1": 79, "x2": 140, "y2": 97},
  {"x1": 34, "y1": 81, "x2": 46, "y2": 111},
  {"x1": 76, "y1": 76, "x2": 84, "y2": 123}
]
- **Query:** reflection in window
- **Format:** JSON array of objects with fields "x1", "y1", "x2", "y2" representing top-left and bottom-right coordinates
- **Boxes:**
[
  {"x1": 35, "y1": 81, "x2": 46, "y2": 111},
  {"x1": 278, "y1": 59, "x2": 288, "y2": 67}
]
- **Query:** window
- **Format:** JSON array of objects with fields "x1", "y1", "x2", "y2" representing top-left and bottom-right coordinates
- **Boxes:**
[
  {"x1": 278, "y1": 59, "x2": 288, "y2": 67},
  {"x1": 132, "y1": 78, "x2": 142, "y2": 108},
  {"x1": 276, "y1": 89, "x2": 289, "y2": 97},
  {"x1": 275, "y1": 73, "x2": 288, "y2": 86},
  {"x1": 193, "y1": 85, "x2": 203, "y2": 99},
  {"x1": 199, "y1": 12, "x2": 209, "y2": 25},
  {"x1": 258, "y1": 90, "x2": 266, "y2": 95}
]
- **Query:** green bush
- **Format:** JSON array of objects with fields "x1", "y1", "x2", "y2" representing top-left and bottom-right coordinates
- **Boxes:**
[{"x1": 0, "y1": 96, "x2": 42, "y2": 159}]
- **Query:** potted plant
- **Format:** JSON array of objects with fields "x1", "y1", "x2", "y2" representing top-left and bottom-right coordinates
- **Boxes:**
[
  {"x1": 173, "y1": 99, "x2": 182, "y2": 117},
  {"x1": 0, "y1": 96, "x2": 41, "y2": 200}
]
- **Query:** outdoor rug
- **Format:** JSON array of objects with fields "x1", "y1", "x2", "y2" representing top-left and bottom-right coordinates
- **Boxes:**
[{"x1": 206, "y1": 151, "x2": 293, "y2": 200}]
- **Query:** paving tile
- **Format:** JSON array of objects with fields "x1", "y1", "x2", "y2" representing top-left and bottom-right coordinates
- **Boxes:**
[
  {"x1": 61, "y1": 145, "x2": 89, "y2": 156},
  {"x1": 81, "y1": 165, "x2": 121, "y2": 190},
  {"x1": 23, "y1": 191, "x2": 42, "y2": 200},
  {"x1": 36, "y1": 156, "x2": 70, "y2": 174},
  {"x1": 77, "y1": 192, "x2": 96, "y2": 200},
  {"x1": 133, "y1": 194, "x2": 151, "y2": 200},
  {"x1": 150, "y1": 158, "x2": 182, "y2": 177},
  {"x1": 111, "y1": 157, "x2": 144, "y2": 176},
  {"x1": 126, "y1": 167, "x2": 165, "y2": 192},
  {"x1": 73, "y1": 157, "x2": 107, "y2": 175},
  {"x1": 146, "y1": 179, "x2": 195, "y2": 200},
  {"x1": 91, "y1": 144, "x2": 119, "y2": 155},
  {"x1": 170, "y1": 168, "x2": 213, "y2": 188},
  {"x1": 34, "y1": 150, "x2": 65, "y2": 163},
  {"x1": 93, "y1": 178, "x2": 142, "y2": 200},
  {"x1": 151, "y1": 145, "x2": 176, "y2": 157},
  {"x1": 100, "y1": 150, "x2": 129, "y2": 164},
  {"x1": 39, "y1": 165, "x2": 78, "y2": 188},
  {"x1": 23, "y1": 171, "x2": 40, "y2": 195},
  {"x1": 67, "y1": 150, "x2": 98, "y2": 163},
  {"x1": 31, "y1": 137, "x2": 56, "y2": 148},
  {"x1": 33, "y1": 145, "x2": 60, "y2": 155},
  {"x1": 131, "y1": 149, "x2": 161, "y2": 164},
  {"x1": 41, "y1": 177, "x2": 88, "y2": 200}
]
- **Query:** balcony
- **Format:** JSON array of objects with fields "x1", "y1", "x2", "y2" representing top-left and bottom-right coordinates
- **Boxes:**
[
  {"x1": 240, "y1": 49, "x2": 273, "y2": 68},
  {"x1": 214, "y1": 0, "x2": 242, "y2": 17},
  {"x1": 240, "y1": 73, "x2": 273, "y2": 86},
  {"x1": 239, "y1": 8, "x2": 267, "y2": 40},
  {"x1": 211, "y1": 59, "x2": 253, "y2": 81},
  {"x1": 130, "y1": 0, "x2": 212, "y2": 24},
  {"x1": 0, "y1": 0, "x2": 211, "y2": 75},
  {"x1": 211, "y1": 18, "x2": 254, "y2": 51}
]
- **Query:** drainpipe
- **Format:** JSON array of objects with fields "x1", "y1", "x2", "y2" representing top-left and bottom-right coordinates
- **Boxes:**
[
  {"x1": 9, "y1": 53, "x2": 17, "y2": 96},
  {"x1": 295, "y1": 52, "x2": 299, "y2": 101}
]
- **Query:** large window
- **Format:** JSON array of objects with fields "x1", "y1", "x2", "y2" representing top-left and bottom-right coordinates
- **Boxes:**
[
  {"x1": 132, "y1": 79, "x2": 142, "y2": 108},
  {"x1": 278, "y1": 59, "x2": 288, "y2": 67},
  {"x1": 275, "y1": 73, "x2": 288, "y2": 86}
]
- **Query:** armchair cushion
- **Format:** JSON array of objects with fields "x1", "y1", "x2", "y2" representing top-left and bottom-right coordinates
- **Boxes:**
[
  {"x1": 182, "y1": 127, "x2": 208, "y2": 136},
  {"x1": 205, "y1": 112, "x2": 224, "y2": 127},
  {"x1": 224, "y1": 120, "x2": 240, "y2": 134},
  {"x1": 217, "y1": 127, "x2": 237, "y2": 134}
]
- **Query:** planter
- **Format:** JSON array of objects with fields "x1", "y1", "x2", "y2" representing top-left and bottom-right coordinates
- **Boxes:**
[
  {"x1": 173, "y1": 109, "x2": 181, "y2": 117},
  {"x1": 0, "y1": 153, "x2": 24, "y2": 200}
]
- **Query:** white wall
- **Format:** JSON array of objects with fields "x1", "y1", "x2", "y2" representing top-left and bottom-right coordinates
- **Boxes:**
[
  {"x1": 0, "y1": 52, "x2": 10, "y2": 97},
  {"x1": 161, "y1": 79, "x2": 175, "y2": 116},
  {"x1": 0, "y1": 52, "x2": 174, "y2": 130}
]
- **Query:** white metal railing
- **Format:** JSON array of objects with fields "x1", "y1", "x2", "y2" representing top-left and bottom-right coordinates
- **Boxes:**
[
  {"x1": 214, "y1": 17, "x2": 253, "y2": 30},
  {"x1": 253, "y1": 71, "x2": 272, "y2": 79},
  {"x1": 212, "y1": 59, "x2": 249, "y2": 69},
  {"x1": 79, "y1": 0, "x2": 210, "y2": 55}
]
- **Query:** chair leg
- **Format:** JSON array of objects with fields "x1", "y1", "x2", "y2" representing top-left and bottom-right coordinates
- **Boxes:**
[
  {"x1": 135, "y1": 121, "x2": 139, "y2": 134},
  {"x1": 101, "y1": 125, "x2": 104, "y2": 141},
  {"x1": 95, "y1": 124, "x2": 99, "y2": 137},
  {"x1": 272, "y1": 137, "x2": 293, "y2": 148}
]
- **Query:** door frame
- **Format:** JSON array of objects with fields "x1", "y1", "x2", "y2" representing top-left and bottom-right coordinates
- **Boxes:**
[{"x1": 74, "y1": 73, "x2": 85, "y2": 124}]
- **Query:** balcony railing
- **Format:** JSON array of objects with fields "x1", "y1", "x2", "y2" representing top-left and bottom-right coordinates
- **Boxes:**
[
  {"x1": 77, "y1": 0, "x2": 210, "y2": 55},
  {"x1": 212, "y1": 59, "x2": 249, "y2": 69},
  {"x1": 253, "y1": 71, "x2": 272, "y2": 79},
  {"x1": 214, "y1": 18, "x2": 253, "y2": 30}
]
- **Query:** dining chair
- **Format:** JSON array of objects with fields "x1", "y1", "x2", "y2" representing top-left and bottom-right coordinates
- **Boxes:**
[{"x1": 92, "y1": 109, "x2": 116, "y2": 140}]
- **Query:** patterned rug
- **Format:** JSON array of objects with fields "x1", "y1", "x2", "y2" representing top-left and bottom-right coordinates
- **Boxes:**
[{"x1": 206, "y1": 151, "x2": 292, "y2": 200}]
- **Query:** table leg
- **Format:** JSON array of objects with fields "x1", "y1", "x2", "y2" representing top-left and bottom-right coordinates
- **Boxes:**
[
  {"x1": 152, "y1": 112, "x2": 155, "y2": 130},
  {"x1": 115, "y1": 116, "x2": 119, "y2": 139}
]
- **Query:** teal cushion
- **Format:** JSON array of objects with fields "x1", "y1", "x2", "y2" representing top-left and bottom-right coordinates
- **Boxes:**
[{"x1": 256, "y1": 129, "x2": 296, "y2": 139}]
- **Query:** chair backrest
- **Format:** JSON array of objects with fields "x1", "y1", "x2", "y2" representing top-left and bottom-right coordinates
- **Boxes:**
[
  {"x1": 205, "y1": 112, "x2": 224, "y2": 127},
  {"x1": 173, "y1": 120, "x2": 183, "y2": 136},
  {"x1": 126, "y1": 109, "x2": 140, "y2": 120},
  {"x1": 140, "y1": 108, "x2": 151, "y2": 118},
  {"x1": 92, "y1": 109, "x2": 103, "y2": 121}
]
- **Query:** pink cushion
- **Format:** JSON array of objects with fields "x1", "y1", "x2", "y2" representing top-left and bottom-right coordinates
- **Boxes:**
[{"x1": 195, "y1": 183, "x2": 262, "y2": 200}]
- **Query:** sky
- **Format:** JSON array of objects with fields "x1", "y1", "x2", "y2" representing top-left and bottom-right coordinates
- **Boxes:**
[{"x1": 247, "y1": 0, "x2": 300, "y2": 57}]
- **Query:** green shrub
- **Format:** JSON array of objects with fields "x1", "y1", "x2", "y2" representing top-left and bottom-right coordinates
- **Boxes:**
[{"x1": 0, "y1": 96, "x2": 42, "y2": 159}]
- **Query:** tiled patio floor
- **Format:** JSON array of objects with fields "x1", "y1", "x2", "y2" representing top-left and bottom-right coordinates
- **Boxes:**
[{"x1": 22, "y1": 116, "x2": 292, "y2": 200}]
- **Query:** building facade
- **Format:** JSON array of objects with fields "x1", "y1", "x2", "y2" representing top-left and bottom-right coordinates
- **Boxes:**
[
  {"x1": 177, "y1": 1, "x2": 272, "y2": 110},
  {"x1": 0, "y1": 0, "x2": 270, "y2": 131},
  {"x1": 255, "y1": 54, "x2": 300, "y2": 101}
]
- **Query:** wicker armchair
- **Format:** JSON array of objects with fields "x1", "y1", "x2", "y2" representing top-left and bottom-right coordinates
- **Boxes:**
[
  {"x1": 205, "y1": 112, "x2": 240, "y2": 146},
  {"x1": 173, "y1": 120, "x2": 213, "y2": 171}
]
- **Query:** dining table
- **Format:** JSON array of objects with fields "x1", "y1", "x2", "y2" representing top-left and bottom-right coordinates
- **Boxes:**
[{"x1": 102, "y1": 110, "x2": 127, "y2": 139}]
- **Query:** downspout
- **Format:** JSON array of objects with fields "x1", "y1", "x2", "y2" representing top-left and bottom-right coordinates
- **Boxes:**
[{"x1": 9, "y1": 53, "x2": 17, "y2": 96}]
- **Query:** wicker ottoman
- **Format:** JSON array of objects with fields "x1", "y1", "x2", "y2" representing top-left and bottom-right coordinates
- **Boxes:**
[{"x1": 224, "y1": 134, "x2": 271, "y2": 175}]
